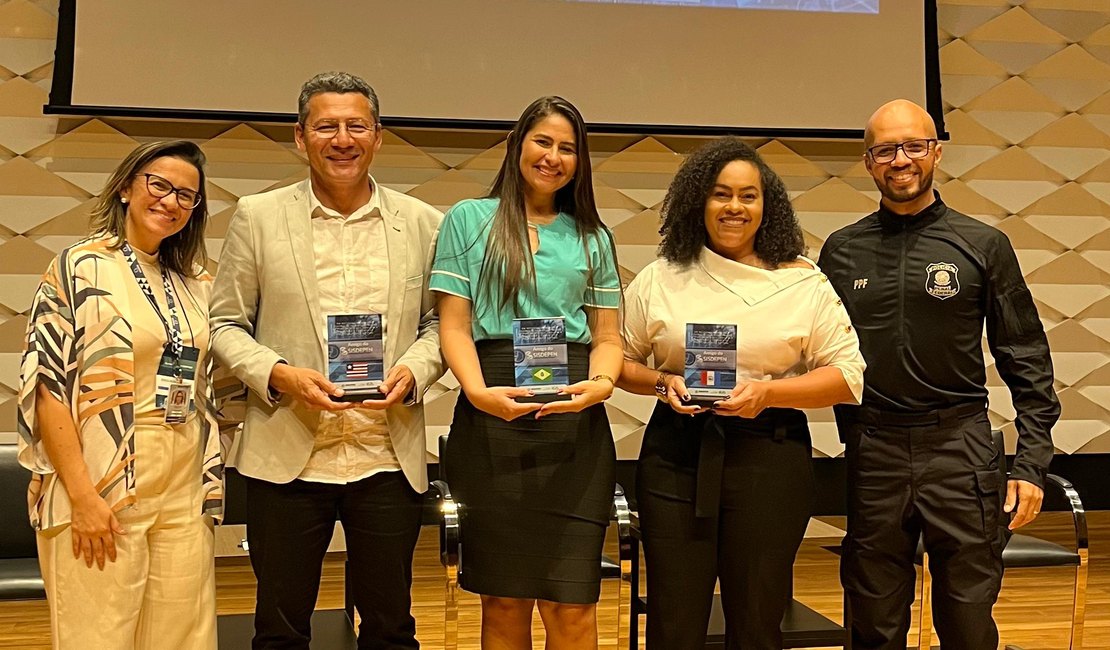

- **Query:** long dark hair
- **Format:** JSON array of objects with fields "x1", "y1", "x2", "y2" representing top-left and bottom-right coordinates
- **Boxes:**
[
  {"x1": 479, "y1": 96, "x2": 616, "y2": 311},
  {"x1": 89, "y1": 140, "x2": 209, "y2": 277},
  {"x1": 659, "y1": 137, "x2": 803, "y2": 267}
]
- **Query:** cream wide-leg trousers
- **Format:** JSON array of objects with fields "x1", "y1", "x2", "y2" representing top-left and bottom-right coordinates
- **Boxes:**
[{"x1": 37, "y1": 421, "x2": 216, "y2": 650}]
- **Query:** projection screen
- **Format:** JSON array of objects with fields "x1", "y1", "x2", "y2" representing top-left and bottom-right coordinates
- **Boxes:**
[{"x1": 48, "y1": 0, "x2": 943, "y2": 136}]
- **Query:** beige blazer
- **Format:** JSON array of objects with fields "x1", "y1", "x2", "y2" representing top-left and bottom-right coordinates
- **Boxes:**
[{"x1": 209, "y1": 179, "x2": 444, "y2": 491}]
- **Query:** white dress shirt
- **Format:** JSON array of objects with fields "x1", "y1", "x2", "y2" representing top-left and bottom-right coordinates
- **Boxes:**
[
  {"x1": 299, "y1": 177, "x2": 401, "y2": 483},
  {"x1": 623, "y1": 248, "x2": 865, "y2": 402}
]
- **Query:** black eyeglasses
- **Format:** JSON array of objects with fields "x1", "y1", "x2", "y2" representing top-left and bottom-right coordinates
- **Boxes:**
[
  {"x1": 143, "y1": 173, "x2": 202, "y2": 209},
  {"x1": 867, "y1": 139, "x2": 937, "y2": 164},
  {"x1": 307, "y1": 121, "x2": 379, "y2": 140}
]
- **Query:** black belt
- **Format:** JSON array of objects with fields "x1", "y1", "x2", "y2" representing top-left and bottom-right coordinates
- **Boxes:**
[
  {"x1": 691, "y1": 408, "x2": 807, "y2": 518},
  {"x1": 856, "y1": 400, "x2": 985, "y2": 428}
]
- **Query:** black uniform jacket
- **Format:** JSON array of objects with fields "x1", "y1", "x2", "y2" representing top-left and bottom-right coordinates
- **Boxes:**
[{"x1": 818, "y1": 192, "x2": 1059, "y2": 488}]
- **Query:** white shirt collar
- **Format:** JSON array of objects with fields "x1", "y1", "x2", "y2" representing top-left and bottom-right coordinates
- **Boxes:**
[
  {"x1": 308, "y1": 175, "x2": 382, "y2": 220},
  {"x1": 697, "y1": 247, "x2": 820, "y2": 306}
]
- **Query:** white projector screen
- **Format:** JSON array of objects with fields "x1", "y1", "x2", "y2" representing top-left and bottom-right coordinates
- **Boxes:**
[{"x1": 49, "y1": 0, "x2": 942, "y2": 135}]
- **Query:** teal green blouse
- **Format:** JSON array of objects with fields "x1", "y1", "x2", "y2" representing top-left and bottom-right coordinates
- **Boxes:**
[{"x1": 430, "y1": 198, "x2": 620, "y2": 343}]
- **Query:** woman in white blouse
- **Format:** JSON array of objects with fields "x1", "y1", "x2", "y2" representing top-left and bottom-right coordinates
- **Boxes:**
[{"x1": 618, "y1": 138, "x2": 865, "y2": 649}]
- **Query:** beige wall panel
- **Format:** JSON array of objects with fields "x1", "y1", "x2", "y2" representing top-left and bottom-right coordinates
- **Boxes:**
[
  {"x1": 0, "y1": 0, "x2": 1107, "y2": 457},
  {"x1": 26, "y1": 121, "x2": 141, "y2": 194},
  {"x1": 0, "y1": 37, "x2": 52, "y2": 77},
  {"x1": 1027, "y1": 44, "x2": 1110, "y2": 81},
  {"x1": 0, "y1": 0, "x2": 54, "y2": 38},
  {"x1": 1029, "y1": 284, "x2": 1109, "y2": 321},
  {"x1": 941, "y1": 38, "x2": 1009, "y2": 75},
  {"x1": 1075, "y1": 431, "x2": 1110, "y2": 453},
  {"x1": 594, "y1": 183, "x2": 648, "y2": 230},
  {"x1": 965, "y1": 179, "x2": 1059, "y2": 213},
  {"x1": 405, "y1": 169, "x2": 492, "y2": 213},
  {"x1": 934, "y1": 179, "x2": 1009, "y2": 218},
  {"x1": 962, "y1": 146, "x2": 1068, "y2": 181},
  {"x1": 202, "y1": 125, "x2": 307, "y2": 198},
  {"x1": 796, "y1": 212, "x2": 867, "y2": 244},
  {"x1": 1027, "y1": 214, "x2": 1110, "y2": 248},
  {"x1": 0, "y1": 77, "x2": 47, "y2": 119},
  {"x1": 944, "y1": 108, "x2": 1015, "y2": 144},
  {"x1": 936, "y1": 2, "x2": 1009, "y2": 37},
  {"x1": 1052, "y1": 419, "x2": 1110, "y2": 454},
  {"x1": 0, "y1": 314, "x2": 27, "y2": 353},
  {"x1": 790, "y1": 178, "x2": 875, "y2": 212},
  {"x1": 611, "y1": 209, "x2": 662, "y2": 247},
  {"x1": 1027, "y1": 146, "x2": 1109, "y2": 180},
  {"x1": 455, "y1": 142, "x2": 508, "y2": 172},
  {"x1": 1084, "y1": 23, "x2": 1110, "y2": 68},
  {"x1": 1025, "y1": 5, "x2": 1107, "y2": 40},
  {"x1": 937, "y1": 144, "x2": 1006, "y2": 177},
  {"x1": 392, "y1": 129, "x2": 508, "y2": 169}
]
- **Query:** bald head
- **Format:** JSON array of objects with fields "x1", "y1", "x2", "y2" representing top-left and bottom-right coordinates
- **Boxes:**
[
  {"x1": 864, "y1": 99, "x2": 937, "y2": 148},
  {"x1": 862, "y1": 99, "x2": 942, "y2": 215}
]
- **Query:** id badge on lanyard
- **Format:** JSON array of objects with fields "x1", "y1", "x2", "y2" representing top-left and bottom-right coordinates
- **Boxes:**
[
  {"x1": 156, "y1": 346, "x2": 200, "y2": 424},
  {"x1": 121, "y1": 241, "x2": 197, "y2": 425}
]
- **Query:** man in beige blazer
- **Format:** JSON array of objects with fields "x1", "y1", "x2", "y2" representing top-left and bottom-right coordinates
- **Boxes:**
[{"x1": 209, "y1": 72, "x2": 443, "y2": 649}]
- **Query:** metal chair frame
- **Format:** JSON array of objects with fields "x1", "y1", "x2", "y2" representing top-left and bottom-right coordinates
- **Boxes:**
[
  {"x1": 914, "y1": 432, "x2": 1088, "y2": 650},
  {"x1": 431, "y1": 434, "x2": 633, "y2": 650}
]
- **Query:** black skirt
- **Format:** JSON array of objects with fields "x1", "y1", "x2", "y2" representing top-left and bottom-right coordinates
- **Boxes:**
[{"x1": 444, "y1": 340, "x2": 616, "y2": 604}]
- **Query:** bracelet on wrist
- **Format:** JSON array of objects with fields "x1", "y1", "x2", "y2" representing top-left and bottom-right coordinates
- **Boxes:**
[
  {"x1": 590, "y1": 374, "x2": 615, "y2": 387},
  {"x1": 654, "y1": 371, "x2": 671, "y2": 400}
]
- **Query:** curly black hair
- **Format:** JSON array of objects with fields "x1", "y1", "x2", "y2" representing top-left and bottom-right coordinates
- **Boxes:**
[{"x1": 658, "y1": 137, "x2": 804, "y2": 267}]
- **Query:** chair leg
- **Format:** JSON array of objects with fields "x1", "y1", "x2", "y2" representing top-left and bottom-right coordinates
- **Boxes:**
[
  {"x1": 344, "y1": 560, "x2": 355, "y2": 627},
  {"x1": 617, "y1": 531, "x2": 633, "y2": 650},
  {"x1": 1070, "y1": 547, "x2": 1088, "y2": 650},
  {"x1": 843, "y1": 592, "x2": 853, "y2": 650},
  {"x1": 444, "y1": 561, "x2": 459, "y2": 650},
  {"x1": 629, "y1": 536, "x2": 641, "y2": 650},
  {"x1": 918, "y1": 552, "x2": 933, "y2": 650}
]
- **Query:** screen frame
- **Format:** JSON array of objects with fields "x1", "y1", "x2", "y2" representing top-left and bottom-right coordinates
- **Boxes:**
[{"x1": 45, "y1": 0, "x2": 947, "y2": 140}]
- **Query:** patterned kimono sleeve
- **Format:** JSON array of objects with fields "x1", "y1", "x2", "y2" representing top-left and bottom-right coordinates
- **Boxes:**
[
  {"x1": 17, "y1": 256, "x2": 76, "y2": 476},
  {"x1": 196, "y1": 355, "x2": 228, "y2": 522}
]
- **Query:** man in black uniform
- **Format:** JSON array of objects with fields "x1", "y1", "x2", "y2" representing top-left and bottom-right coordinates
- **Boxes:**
[{"x1": 819, "y1": 99, "x2": 1059, "y2": 650}]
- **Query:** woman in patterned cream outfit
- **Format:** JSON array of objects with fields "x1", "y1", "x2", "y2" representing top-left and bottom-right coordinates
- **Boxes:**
[{"x1": 17, "y1": 141, "x2": 223, "y2": 649}]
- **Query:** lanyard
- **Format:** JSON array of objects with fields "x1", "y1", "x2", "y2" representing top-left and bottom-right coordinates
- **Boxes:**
[{"x1": 120, "y1": 241, "x2": 184, "y2": 360}]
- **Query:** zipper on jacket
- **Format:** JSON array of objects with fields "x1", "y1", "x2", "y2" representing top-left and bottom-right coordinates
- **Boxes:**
[{"x1": 898, "y1": 229, "x2": 907, "y2": 350}]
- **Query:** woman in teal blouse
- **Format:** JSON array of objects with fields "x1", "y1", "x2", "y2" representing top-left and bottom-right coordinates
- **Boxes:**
[{"x1": 431, "y1": 96, "x2": 622, "y2": 650}]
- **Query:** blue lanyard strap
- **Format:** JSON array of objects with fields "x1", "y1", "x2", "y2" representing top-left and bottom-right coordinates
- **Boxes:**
[{"x1": 120, "y1": 241, "x2": 183, "y2": 359}]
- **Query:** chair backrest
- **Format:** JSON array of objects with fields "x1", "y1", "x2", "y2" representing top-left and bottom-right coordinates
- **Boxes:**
[
  {"x1": 221, "y1": 467, "x2": 249, "y2": 526},
  {"x1": 0, "y1": 445, "x2": 39, "y2": 559},
  {"x1": 438, "y1": 434, "x2": 449, "y2": 482}
]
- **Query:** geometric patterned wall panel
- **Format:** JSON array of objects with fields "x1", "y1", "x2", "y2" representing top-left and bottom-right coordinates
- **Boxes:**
[{"x1": 0, "y1": 0, "x2": 1107, "y2": 461}]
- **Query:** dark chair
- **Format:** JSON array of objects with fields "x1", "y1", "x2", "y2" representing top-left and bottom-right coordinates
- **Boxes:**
[
  {"x1": 432, "y1": 434, "x2": 633, "y2": 650},
  {"x1": 912, "y1": 430, "x2": 1088, "y2": 650},
  {"x1": 0, "y1": 444, "x2": 45, "y2": 602},
  {"x1": 215, "y1": 467, "x2": 357, "y2": 650}
]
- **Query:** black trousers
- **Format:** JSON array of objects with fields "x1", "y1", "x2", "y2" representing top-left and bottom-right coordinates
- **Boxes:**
[
  {"x1": 637, "y1": 405, "x2": 814, "y2": 650},
  {"x1": 838, "y1": 404, "x2": 1008, "y2": 650},
  {"x1": 245, "y1": 471, "x2": 424, "y2": 650}
]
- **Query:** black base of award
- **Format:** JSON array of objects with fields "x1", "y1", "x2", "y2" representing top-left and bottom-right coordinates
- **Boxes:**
[
  {"x1": 517, "y1": 392, "x2": 573, "y2": 404},
  {"x1": 331, "y1": 389, "x2": 387, "y2": 403}
]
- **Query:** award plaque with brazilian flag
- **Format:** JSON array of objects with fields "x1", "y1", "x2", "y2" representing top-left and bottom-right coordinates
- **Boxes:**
[
  {"x1": 684, "y1": 322, "x2": 738, "y2": 407},
  {"x1": 512, "y1": 317, "x2": 571, "y2": 403}
]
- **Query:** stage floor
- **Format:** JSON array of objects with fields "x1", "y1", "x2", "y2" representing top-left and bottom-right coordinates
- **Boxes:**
[{"x1": 1, "y1": 512, "x2": 1106, "y2": 649}]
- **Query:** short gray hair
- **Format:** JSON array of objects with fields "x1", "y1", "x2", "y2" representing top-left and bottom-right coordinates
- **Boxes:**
[{"x1": 297, "y1": 71, "x2": 379, "y2": 124}]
